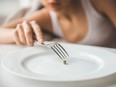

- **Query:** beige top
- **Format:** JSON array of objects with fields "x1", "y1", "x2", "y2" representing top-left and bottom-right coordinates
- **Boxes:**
[{"x1": 49, "y1": 0, "x2": 116, "y2": 47}]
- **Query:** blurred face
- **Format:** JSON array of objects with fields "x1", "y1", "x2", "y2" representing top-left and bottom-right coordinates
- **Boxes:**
[{"x1": 40, "y1": 0, "x2": 71, "y2": 11}]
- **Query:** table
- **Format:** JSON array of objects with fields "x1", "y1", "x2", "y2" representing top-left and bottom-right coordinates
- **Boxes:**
[{"x1": 0, "y1": 44, "x2": 116, "y2": 87}]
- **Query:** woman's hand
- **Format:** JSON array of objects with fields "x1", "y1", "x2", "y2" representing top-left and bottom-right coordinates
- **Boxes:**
[{"x1": 12, "y1": 20, "x2": 44, "y2": 46}]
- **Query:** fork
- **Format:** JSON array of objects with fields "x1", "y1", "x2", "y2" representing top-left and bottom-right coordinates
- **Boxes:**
[{"x1": 35, "y1": 41, "x2": 69, "y2": 65}]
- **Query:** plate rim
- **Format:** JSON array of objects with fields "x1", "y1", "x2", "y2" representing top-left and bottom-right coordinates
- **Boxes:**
[{"x1": 2, "y1": 43, "x2": 116, "y2": 82}]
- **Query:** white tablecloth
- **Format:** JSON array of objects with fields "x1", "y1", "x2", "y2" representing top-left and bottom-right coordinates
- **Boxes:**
[{"x1": 0, "y1": 44, "x2": 116, "y2": 87}]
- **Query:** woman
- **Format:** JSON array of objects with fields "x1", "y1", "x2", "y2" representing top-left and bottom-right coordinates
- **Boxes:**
[{"x1": 0, "y1": 0, "x2": 116, "y2": 47}]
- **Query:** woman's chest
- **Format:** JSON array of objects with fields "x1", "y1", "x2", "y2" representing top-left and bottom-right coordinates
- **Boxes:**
[{"x1": 59, "y1": 14, "x2": 88, "y2": 39}]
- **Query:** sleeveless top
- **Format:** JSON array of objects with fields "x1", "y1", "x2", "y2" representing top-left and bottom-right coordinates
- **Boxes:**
[{"x1": 49, "y1": 0, "x2": 116, "y2": 47}]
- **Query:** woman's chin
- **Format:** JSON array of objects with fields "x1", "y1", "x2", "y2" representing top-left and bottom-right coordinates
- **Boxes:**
[{"x1": 49, "y1": 7, "x2": 62, "y2": 12}]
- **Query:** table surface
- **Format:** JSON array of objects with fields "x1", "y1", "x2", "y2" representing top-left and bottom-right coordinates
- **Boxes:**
[{"x1": 0, "y1": 44, "x2": 116, "y2": 87}]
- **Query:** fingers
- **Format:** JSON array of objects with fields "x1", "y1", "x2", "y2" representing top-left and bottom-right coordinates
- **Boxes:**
[
  {"x1": 12, "y1": 29, "x2": 23, "y2": 46},
  {"x1": 17, "y1": 24, "x2": 26, "y2": 45},
  {"x1": 30, "y1": 21, "x2": 44, "y2": 44},
  {"x1": 22, "y1": 21, "x2": 34, "y2": 46},
  {"x1": 12, "y1": 20, "x2": 44, "y2": 46}
]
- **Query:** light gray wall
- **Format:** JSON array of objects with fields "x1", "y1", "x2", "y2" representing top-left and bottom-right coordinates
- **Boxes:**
[{"x1": 0, "y1": 0, "x2": 19, "y2": 16}]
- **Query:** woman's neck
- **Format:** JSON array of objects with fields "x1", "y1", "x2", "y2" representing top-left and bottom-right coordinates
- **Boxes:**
[{"x1": 56, "y1": 0, "x2": 82, "y2": 20}]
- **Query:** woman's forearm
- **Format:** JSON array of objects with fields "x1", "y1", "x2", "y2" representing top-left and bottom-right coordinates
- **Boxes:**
[
  {"x1": 1, "y1": 18, "x2": 24, "y2": 28},
  {"x1": 0, "y1": 28, "x2": 15, "y2": 44}
]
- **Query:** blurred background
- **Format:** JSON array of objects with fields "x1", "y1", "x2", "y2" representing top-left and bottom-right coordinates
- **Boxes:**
[
  {"x1": 0, "y1": 0, "x2": 41, "y2": 24},
  {"x1": 0, "y1": 0, "x2": 19, "y2": 16},
  {"x1": 0, "y1": 0, "x2": 19, "y2": 23}
]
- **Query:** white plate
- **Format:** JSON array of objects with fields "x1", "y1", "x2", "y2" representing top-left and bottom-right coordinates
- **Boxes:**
[
  {"x1": 2, "y1": 43, "x2": 116, "y2": 82},
  {"x1": 0, "y1": 54, "x2": 5, "y2": 87}
]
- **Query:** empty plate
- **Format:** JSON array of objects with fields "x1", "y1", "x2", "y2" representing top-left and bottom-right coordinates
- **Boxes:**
[{"x1": 2, "y1": 43, "x2": 116, "y2": 82}]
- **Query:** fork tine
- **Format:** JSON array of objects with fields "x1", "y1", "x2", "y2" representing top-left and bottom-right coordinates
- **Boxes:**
[
  {"x1": 35, "y1": 41, "x2": 69, "y2": 64},
  {"x1": 57, "y1": 44, "x2": 69, "y2": 57},
  {"x1": 53, "y1": 45, "x2": 66, "y2": 59},
  {"x1": 51, "y1": 46, "x2": 64, "y2": 60},
  {"x1": 51, "y1": 46, "x2": 68, "y2": 65},
  {"x1": 56, "y1": 44, "x2": 69, "y2": 58},
  {"x1": 46, "y1": 43, "x2": 68, "y2": 59}
]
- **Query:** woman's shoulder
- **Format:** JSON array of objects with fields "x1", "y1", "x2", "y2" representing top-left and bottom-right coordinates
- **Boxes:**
[
  {"x1": 91, "y1": 0, "x2": 116, "y2": 13},
  {"x1": 91, "y1": 0, "x2": 116, "y2": 6}
]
